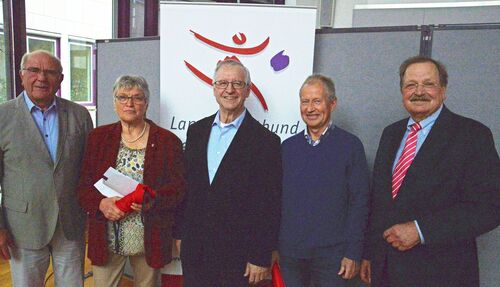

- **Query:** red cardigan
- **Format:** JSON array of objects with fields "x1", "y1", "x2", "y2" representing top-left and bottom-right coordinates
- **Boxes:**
[{"x1": 77, "y1": 120, "x2": 185, "y2": 268}]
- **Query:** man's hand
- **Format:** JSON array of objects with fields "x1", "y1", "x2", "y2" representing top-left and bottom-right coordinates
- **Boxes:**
[
  {"x1": 360, "y1": 259, "x2": 371, "y2": 285},
  {"x1": 271, "y1": 250, "x2": 280, "y2": 264},
  {"x1": 0, "y1": 228, "x2": 14, "y2": 260},
  {"x1": 383, "y1": 221, "x2": 420, "y2": 251},
  {"x1": 99, "y1": 197, "x2": 125, "y2": 221},
  {"x1": 244, "y1": 262, "x2": 270, "y2": 285},
  {"x1": 337, "y1": 257, "x2": 359, "y2": 279}
]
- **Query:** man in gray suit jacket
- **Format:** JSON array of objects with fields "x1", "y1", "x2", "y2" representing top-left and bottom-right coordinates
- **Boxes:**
[{"x1": 0, "y1": 50, "x2": 93, "y2": 286}]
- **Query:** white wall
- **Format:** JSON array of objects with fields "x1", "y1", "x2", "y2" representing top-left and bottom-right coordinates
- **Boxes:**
[
  {"x1": 26, "y1": 0, "x2": 112, "y2": 39},
  {"x1": 289, "y1": 0, "x2": 500, "y2": 28},
  {"x1": 353, "y1": 1, "x2": 500, "y2": 27}
]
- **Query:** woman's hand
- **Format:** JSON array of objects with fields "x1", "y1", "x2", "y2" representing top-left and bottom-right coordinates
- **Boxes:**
[
  {"x1": 99, "y1": 197, "x2": 126, "y2": 221},
  {"x1": 130, "y1": 202, "x2": 145, "y2": 212}
]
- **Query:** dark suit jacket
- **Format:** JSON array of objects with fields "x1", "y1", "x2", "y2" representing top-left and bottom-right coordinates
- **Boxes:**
[
  {"x1": 366, "y1": 106, "x2": 499, "y2": 287},
  {"x1": 77, "y1": 120, "x2": 186, "y2": 268},
  {"x1": 178, "y1": 111, "x2": 282, "y2": 272}
]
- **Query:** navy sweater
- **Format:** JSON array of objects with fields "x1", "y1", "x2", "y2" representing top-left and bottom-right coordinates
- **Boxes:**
[{"x1": 279, "y1": 126, "x2": 370, "y2": 261}]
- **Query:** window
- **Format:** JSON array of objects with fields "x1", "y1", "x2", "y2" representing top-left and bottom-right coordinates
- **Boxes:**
[
  {"x1": 130, "y1": 0, "x2": 145, "y2": 37},
  {"x1": 70, "y1": 42, "x2": 93, "y2": 103},
  {"x1": 27, "y1": 36, "x2": 57, "y2": 54}
]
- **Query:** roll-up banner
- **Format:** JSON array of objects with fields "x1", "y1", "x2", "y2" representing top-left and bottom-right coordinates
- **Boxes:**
[{"x1": 160, "y1": 2, "x2": 317, "y2": 143}]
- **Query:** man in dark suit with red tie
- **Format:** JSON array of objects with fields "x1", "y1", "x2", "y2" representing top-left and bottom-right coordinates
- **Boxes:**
[{"x1": 360, "y1": 56, "x2": 499, "y2": 287}]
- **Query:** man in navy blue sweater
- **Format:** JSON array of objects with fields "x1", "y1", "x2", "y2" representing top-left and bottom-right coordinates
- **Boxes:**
[{"x1": 279, "y1": 74, "x2": 370, "y2": 287}]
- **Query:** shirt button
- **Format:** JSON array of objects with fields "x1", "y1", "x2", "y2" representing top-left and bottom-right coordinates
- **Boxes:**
[{"x1": 45, "y1": 135, "x2": 48, "y2": 137}]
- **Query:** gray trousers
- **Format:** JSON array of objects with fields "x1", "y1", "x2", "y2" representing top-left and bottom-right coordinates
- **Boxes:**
[{"x1": 9, "y1": 223, "x2": 84, "y2": 287}]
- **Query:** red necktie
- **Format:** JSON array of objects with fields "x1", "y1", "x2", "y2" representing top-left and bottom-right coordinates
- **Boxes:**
[{"x1": 391, "y1": 122, "x2": 422, "y2": 199}]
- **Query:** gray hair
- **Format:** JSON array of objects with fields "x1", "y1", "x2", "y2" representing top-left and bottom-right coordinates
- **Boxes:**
[
  {"x1": 213, "y1": 59, "x2": 251, "y2": 87},
  {"x1": 20, "y1": 50, "x2": 63, "y2": 73},
  {"x1": 112, "y1": 75, "x2": 150, "y2": 103},
  {"x1": 300, "y1": 74, "x2": 336, "y2": 102}
]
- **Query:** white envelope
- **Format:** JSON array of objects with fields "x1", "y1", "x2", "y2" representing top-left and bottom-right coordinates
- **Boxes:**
[{"x1": 94, "y1": 167, "x2": 139, "y2": 198}]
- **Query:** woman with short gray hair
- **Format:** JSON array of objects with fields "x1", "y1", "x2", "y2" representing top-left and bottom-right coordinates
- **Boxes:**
[{"x1": 78, "y1": 75, "x2": 185, "y2": 287}]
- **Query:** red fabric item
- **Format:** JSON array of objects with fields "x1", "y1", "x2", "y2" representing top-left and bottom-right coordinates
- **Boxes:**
[
  {"x1": 115, "y1": 183, "x2": 156, "y2": 213},
  {"x1": 272, "y1": 262, "x2": 286, "y2": 287},
  {"x1": 161, "y1": 274, "x2": 183, "y2": 287}
]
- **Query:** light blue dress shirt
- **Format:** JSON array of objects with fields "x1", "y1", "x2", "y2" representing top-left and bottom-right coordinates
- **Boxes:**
[
  {"x1": 207, "y1": 109, "x2": 246, "y2": 184},
  {"x1": 392, "y1": 105, "x2": 443, "y2": 244},
  {"x1": 24, "y1": 92, "x2": 59, "y2": 163}
]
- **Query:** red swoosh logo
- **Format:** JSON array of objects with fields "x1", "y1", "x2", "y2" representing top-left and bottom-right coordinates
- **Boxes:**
[
  {"x1": 190, "y1": 30, "x2": 269, "y2": 55},
  {"x1": 249, "y1": 83, "x2": 268, "y2": 111},
  {"x1": 184, "y1": 61, "x2": 212, "y2": 86},
  {"x1": 232, "y1": 33, "x2": 247, "y2": 45}
]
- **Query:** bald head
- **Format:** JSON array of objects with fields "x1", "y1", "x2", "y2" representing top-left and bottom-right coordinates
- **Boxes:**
[{"x1": 20, "y1": 50, "x2": 63, "y2": 73}]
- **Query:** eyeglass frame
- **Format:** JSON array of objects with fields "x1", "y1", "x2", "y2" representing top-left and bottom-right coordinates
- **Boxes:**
[
  {"x1": 21, "y1": 67, "x2": 62, "y2": 78},
  {"x1": 114, "y1": 95, "x2": 147, "y2": 104},
  {"x1": 213, "y1": 80, "x2": 248, "y2": 90},
  {"x1": 402, "y1": 82, "x2": 442, "y2": 92}
]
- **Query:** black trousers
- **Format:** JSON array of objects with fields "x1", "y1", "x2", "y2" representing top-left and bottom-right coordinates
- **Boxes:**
[{"x1": 182, "y1": 255, "x2": 249, "y2": 287}]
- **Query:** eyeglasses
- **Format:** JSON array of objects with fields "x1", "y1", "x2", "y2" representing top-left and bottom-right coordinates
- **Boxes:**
[
  {"x1": 403, "y1": 82, "x2": 440, "y2": 92},
  {"x1": 213, "y1": 80, "x2": 247, "y2": 90},
  {"x1": 114, "y1": 95, "x2": 147, "y2": 104},
  {"x1": 22, "y1": 67, "x2": 61, "y2": 78}
]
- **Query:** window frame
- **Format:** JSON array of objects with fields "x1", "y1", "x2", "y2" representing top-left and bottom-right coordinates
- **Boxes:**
[
  {"x1": 68, "y1": 40, "x2": 95, "y2": 106},
  {"x1": 27, "y1": 34, "x2": 58, "y2": 56}
]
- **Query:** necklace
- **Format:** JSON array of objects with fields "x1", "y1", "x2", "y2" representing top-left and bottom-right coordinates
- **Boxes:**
[{"x1": 121, "y1": 122, "x2": 147, "y2": 143}]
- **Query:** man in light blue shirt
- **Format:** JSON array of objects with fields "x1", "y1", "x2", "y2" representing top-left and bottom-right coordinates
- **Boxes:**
[
  {"x1": 0, "y1": 50, "x2": 93, "y2": 287},
  {"x1": 391, "y1": 104, "x2": 442, "y2": 244},
  {"x1": 361, "y1": 56, "x2": 499, "y2": 287},
  {"x1": 23, "y1": 92, "x2": 59, "y2": 162},
  {"x1": 207, "y1": 109, "x2": 246, "y2": 183},
  {"x1": 178, "y1": 59, "x2": 282, "y2": 287}
]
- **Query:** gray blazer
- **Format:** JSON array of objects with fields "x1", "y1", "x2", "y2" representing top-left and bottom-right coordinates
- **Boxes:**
[{"x1": 0, "y1": 93, "x2": 93, "y2": 249}]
